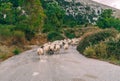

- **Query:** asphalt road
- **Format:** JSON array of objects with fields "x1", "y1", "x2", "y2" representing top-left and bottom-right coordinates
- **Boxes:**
[{"x1": 0, "y1": 46, "x2": 120, "y2": 81}]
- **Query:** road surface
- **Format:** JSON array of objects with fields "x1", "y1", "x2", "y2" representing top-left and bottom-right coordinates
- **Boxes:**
[{"x1": 0, "y1": 46, "x2": 120, "y2": 81}]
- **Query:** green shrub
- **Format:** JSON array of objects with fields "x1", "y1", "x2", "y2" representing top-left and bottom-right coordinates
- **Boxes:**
[
  {"x1": 77, "y1": 28, "x2": 118, "y2": 53},
  {"x1": 96, "y1": 9, "x2": 120, "y2": 31},
  {"x1": 84, "y1": 47, "x2": 96, "y2": 58},
  {"x1": 12, "y1": 31, "x2": 26, "y2": 45},
  {"x1": 47, "y1": 31, "x2": 64, "y2": 41},
  {"x1": 13, "y1": 48, "x2": 21, "y2": 55},
  {"x1": 13, "y1": 30, "x2": 25, "y2": 38},
  {"x1": 0, "y1": 24, "x2": 14, "y2": 39},
  {"x1": 83, "y1": 36, "x2": 120, "y2": 65},
  {"x1": 65, "y1": 31, "x2": 75, "y2": 39},
  {"x1": 106, "y1": 37, "x2": 120, "y2": 60},
  {"x1": 84, "y1": 42, "x2": 107, "y2": 58},
  {"x1": 42, "y1": 24, "x2": 55, "y2": 33},
  {"x1": 94, "y1": 43, "x2": 107, "y2": 58},
  {"x1": 82, "y1": 33, "x2": 120, "y2": 61}
]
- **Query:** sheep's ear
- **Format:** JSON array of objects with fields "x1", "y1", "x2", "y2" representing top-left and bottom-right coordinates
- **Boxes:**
[{"x1": 41, "y1": 46, "x2": 44, "y2": 48}]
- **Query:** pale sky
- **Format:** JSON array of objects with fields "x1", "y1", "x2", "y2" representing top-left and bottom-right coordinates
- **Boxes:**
[{"x1": 92, "y1": 0, "x2": 120, "y2": 9}]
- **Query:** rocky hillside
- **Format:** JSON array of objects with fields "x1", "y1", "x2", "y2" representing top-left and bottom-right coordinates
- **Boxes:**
[
  {"x1": 54, "y1": 0, "x2": 120, "y2": 25},
  {"x1": 65, "y1": 0, "x2": 120, "y2": 17}
]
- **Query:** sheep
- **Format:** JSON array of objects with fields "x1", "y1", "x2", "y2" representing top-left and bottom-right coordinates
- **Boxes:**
[
  {"x1": 50, "y1": 44, "x2": 55, "y2": 50},
  {"x1": 68, "y1": 39, "x2": 72, "y2": 45},
  {"x1": 63, "y1": 43, "x2": 69, "y2": 50},
  {"x1": 54, "y1": 44, "x2": 61, "y2": 54},
  {"x1": 37, "y1": 47, "x2": 44, "y2": 55},
  {"x1": 48, "y1": 44, "x2": 55, "y2": 55},
  {"x1": 58, "y1": 40, "x2": 64, "y2": 48},
  {"x1": 39, "y1": 38, "x2": 81, "y2": 55},
  {"x1": 37, "y1": 47, "x2": 44, "y2": 60},
  {"x1": 43, "y1": 44, "x2": 50, "y2": 55},
  {"x1": 43, "y1": 42, "x2": 55, "y2": 55},
  {"x1": 71, "y1": 38, "x2": 78, "y2": 46}
]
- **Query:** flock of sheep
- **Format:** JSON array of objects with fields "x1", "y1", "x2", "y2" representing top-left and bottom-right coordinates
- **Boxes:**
[{"x1": 37, "y1": 38, "x2": 81, "y2": 59}]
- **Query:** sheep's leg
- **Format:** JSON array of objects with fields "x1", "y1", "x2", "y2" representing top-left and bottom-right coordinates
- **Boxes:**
[
  {"x1": 45, "y1": 51, "x2": 47, "y2": 55},
  {"x1": 55, "y1": 51, "x2": 57, "y2": 55},
  {"x1": 44, "y1": 52, "x2": 48, "y2": 60}
]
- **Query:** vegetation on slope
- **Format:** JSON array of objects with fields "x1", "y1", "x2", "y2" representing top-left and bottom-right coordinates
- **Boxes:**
[{"x1": 0, "y1": 0, "x2": 46, "y2": 61}]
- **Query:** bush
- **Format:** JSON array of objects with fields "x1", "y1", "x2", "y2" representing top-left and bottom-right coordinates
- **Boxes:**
[
  {"x1": 47, "y1": 31, "x2": 64, "y2": 41},
  {"x1": 65, "y1": 30, "x2": 75, "y2": 39},
  {"x1": 83, "y1": 47, "x2": 96, "y2": 58},
  {"x1": 81, "y1": 33, "x2": 120, "y2": 65},
  {"x1": 13, "y1": 48, "x2": 21, "y2": 55},
  {"x1": 96, "y1": 9, "x2": 120, "y2": 31},
  {"x1": 11, "y1": 31, "x2": 26, "y2": 45},
  {"x1": 83, "y1": 42, "x2": 107, "y2": 59},
  {"x1": 106, "y1": 36, "x2": 120, "y2": 60},
  {"x1": 83, "y1": 36, "x2": 120, "y2": 65},
  {"x1": 77, "y1": 28, "x2": 118, "y2": 53},
  {"x1": 0, "y1": 24, "x2": 14, "y2": 39},
  {"x1": 42, "y1": 24, "x2": 55, "y2": 33},
  {"x1": 13, "y1": 30, "x2": 25, "y2": 38}
]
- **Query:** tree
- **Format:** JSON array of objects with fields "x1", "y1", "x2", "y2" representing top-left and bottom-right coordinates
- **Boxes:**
[
  {"x1": 8, "y1": 0, "x2": 19, "y2": 7},
  {"x1": 0, "y1": 2, "x2": 16, "y2": 24},
  {"x1": 42, "y1": 0, "x2": 65, "y2": 31},
  {"x1": 96, "y1": 9, "x2": 113, "y2": 28},
  {"x1": 97, "y1": 9, "x2": 120, "y2": 31},
  {"x1": 15, "y1": 0, "x2": 45, "y2": 40}
]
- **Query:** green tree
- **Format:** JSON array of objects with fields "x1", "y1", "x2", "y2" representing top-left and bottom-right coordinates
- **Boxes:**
[
  {"x1": 97, "y1": 9, "x2": 114, "y2": 28},
  {"x1": 8, "y1": 0, "x2": 19, "y2": 7},
  {"x1": 42, "y1": 0, "x2": 65, "y2": 31},
  {"x1": 97, "y1": 9, "x2": 120, "y2": 31},
  {"x1": 0, "y1": 2, "x2": 15, "y2": 24},
  {"x1": 15, "y1": 0, "x2": 45, "y2": 40}
]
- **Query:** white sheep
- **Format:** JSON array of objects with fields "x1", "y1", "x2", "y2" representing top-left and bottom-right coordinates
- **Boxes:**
[
  {"x1": 49, "y1": 44, "x2": 55, "y2": 54},
  {"x1": 63, "y1": 43, "x2": 69, "y2": 50},
  {"x1": 71, "y1": 38, "x2": 78, "y2": 46},
  {"x1": 54, "y1": 44, "x2": 61, "y2": 54},
  {"x1": 68, "y1": 39, "x2": 72, "y2": 44},
  {"x1": 58, "y1": 41, "x2": 63, "y2": 48},
  {"x1": 37, "y1": 47, "x2": 44, "y2": 60},
  {"x1": 43, "y1": 45, "x2": 50, "y2": 54},
  {"x1": 50, "y1": 44, "x2": 55, "y2": 51},
  {"x1": 37, "y1": 47, "x2": 44, "y2": 55}
]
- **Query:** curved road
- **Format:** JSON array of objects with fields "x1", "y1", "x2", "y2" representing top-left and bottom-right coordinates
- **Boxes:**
[{"x1": 0, "y1": 46, "x2": 120, "y2": 81}]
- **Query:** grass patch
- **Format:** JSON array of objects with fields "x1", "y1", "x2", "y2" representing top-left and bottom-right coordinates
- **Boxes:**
[{"x1": 13, "y1": 48, "x2": 21, "y2": 55}]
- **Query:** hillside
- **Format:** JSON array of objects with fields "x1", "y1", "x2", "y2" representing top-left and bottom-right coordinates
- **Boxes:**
[
  {"x1": 42, "y1": 0, "x2": 119, "y2": 27},
  {"x1": 63, "y1": 0, "x2": 120, "y2": 17},
  {"x1": 65, "y1": 0, "x2": 120, "y2": 18}
]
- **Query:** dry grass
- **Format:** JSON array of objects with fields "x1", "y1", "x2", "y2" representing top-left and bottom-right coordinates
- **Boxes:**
[{"x1": 0, "y1": 34, "x2": 47, "y2": 62}]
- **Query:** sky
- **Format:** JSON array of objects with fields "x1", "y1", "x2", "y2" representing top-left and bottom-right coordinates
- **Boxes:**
[{"x1": 92, "y1": 0, "x2": 120, "y2": 9}]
